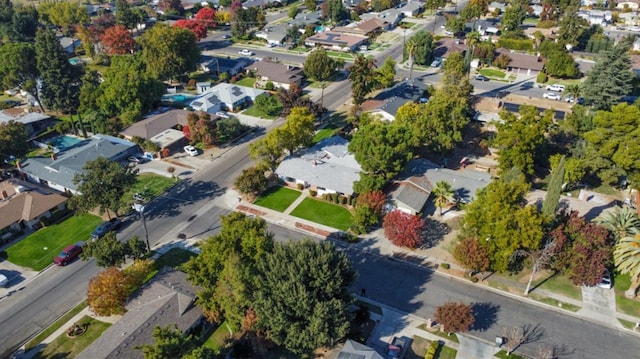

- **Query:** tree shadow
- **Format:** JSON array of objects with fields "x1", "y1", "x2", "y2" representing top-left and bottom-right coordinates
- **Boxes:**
[
  {"x1": 143, "y1": 178, "x2": 225, "y2": 220},
  {"x1": 420, "y1": 217, "x2": 450, "y2": 249},
  {"x1": 470, "y1": 302, "x2": 500, "y2": 332}
]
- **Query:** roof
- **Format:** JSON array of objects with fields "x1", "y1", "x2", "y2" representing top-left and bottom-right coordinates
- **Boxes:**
[
  {"x1": 77, "y1": 268, "x2": 202, "y2": 359},
  {"x1": 361, "y1": 79, "x2": 427, "y2": 119},
  {"x1": 333, "y1": 18, "x2": 389, "y2": 35},
  {"x1": 337, "y1": 340, "x2": 384, "y2": 359},
  {"x1": 305, "y1": 31, "x2": 368, "y2": 48},
  {"x1": 496, "y1": 48, "x2": 545, "y2": 71},
  {"x1": 19, "y1": 135, "x2": 137, "y2": 192},
  {"x1": 248, "y1": 61, "x2": 304, "y2": 85},
  {"x1": 276, "y1": 136, "x2": 361, "y2": 195},
  {"x1": 433, "y1": 38, "x2": 468, "y2": 59},
  {"x1": 0, "y1": 111, "x2": 51, "y2": 126},
  {"x1": 360, "y1": 9, "x2": 404, "y2": 24},
  {"x1": 199, "y1": 56, "x2": 253, "y2": 72},
  {"x1": 120, "y1": 110, "x2": 189, "y2": 139},
  {"x1": 189, "y1": 83, "x2": 265, "y2": 112},
  {"x1": 290, "y1": 10, "x2": 322, "y2": 27},
  {"x1": 0, "y1": 179, "x2": 67, "y2": 229}
]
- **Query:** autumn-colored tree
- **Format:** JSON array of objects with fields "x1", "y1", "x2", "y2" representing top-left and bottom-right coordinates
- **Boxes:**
[
  {"x1": 194, "y1": 7, "x2": 217, "y2": 29},
  {"x1": 101, "y1": 25, "x2": 135, "y2": 56},
  {"x1": 174, "y1": 19, "x2": 207, "y2": 41},
  {"x1": 234, "y1": 166, "x2": 268, "y2": 196},
  {"x1": 356, "y1": 190, "x2": 386, "y2": 217},
  {"x1": 87, "y1": 267, "x2": 134, "y2": 316},
  {"x1": 383, "y1": 210, "x2": 425, "y2": 249},
  {"x1": 186, "y1": 111, "x2": 217, "y2": 147},
  {"x1": 454, "y1": 237, "x2": 491, "y2": 273},
  {"x1": 434, "y1": 302, "x2": 475, "y2": 335}
]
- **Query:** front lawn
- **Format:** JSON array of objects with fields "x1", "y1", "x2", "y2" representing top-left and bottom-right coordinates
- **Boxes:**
[
  {"x1": 479, "y1": 68, "x2": 506, "y2": 78},
  {"x1": 6, "y1": 214, "x2": 102, "y2": 271},
  {"x1": 535, "y1": 271, "x2": 582, "y2": 300},
  {"x1": 614, "y1": 273, "x2": 640, "y2": 317},
  {"x1": 25, "y1": 301, "x2": 87, "y2": 351},
  {"x1": 326, "y1": 51, "x2": 354, "y2": 60},
  {"x1": 254, "y1": 186, "x2": 301, "y2": 212},
  {"x1": 242, "y1": 105, "x2": 279, "y2": 119},
  {"x1": 290, "y1": 198, "x2": 353, "y2": 230},
  {"x1": 33, "y1": 316, "x2": 111, "y2": 359},
  {"x1": 234, "y1": 77, "x2": 256, "y2": 87},
  {"x1": 124, "y1": 173, "x2": 176, "y2": 203},
  {"x1": 203, "y1": 322, "x2": 233, "y2": 351}
]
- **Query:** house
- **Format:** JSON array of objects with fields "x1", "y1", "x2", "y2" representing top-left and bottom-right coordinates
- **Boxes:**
[
  {"x1": 305, "y1": 31, "x2": 369, "y2": 52},
  {"x1": 390, "y1": 158, "x2": 492, "y2": 214},
  {"x1": 530, "y1": 4, "x2": 543, "y2": 17},
  {"x1": 276, "y1": 136, "x2": 361, "y2": 197},
  {"x1": 243, "y1": 0, "x2": 281, "y2": 8},
  {"x1": 495, "y1": 48, "x2": 545, "y2": 76},
  {"x1": 337, "y1": 340, "x2": 384, "y2": 359},
  {"x1": 577, "y1": 10, "x2": 612, "y2": 26},
  {"x1": 255, "y1": 25, "x2": 288, "y2": 45},
  {"x1": 360, "y1": 79, "x2": 428, "y2": 121},
  {"x1": 58, "y1": 37, "x2": 82, "y2": 54},
  {"x1": 488, "y1": 1, "x2": 507, "y2": 13},
  {"x1": 247, "y1": 61, "x2": 304, "y2": 90},
  {"x1": 617, "y1": 0, "x2": 640, "y2": 10},
  {"x1": 77, "y1": 268, "x2": 204, "y2": 359},
  {"x1": 0, "y1": 110, "x2": 55, "y2": 139},
  {"x1": 343, "y1": 0, "x2": 366, "y2": 10},
  {"x1": 289, "y1": 10, "x2": 323, "y2": 28},
  {"x1": 433, "y1": 38, "x2": 468, "y2": 59},
  {"x1": 360, "y1": 9, "x2": 404, "y2": 28},
  {"x1": 199, "y1": 55, "x2": 253, "y2": 76},
  {"x1": 189, "y1": 83, "x2": 265, "y2": 113},
  {"x1": 0, "y1": 179, "x2": 67, "y2": 239},
  {"x1": 332, "y1": 18, "x2": 391, "y2": 36},
  {"x1": 18, "y1": 134, "x2": 138, "y2": 195},
  {"x1": 618, "y1": 11, "x2": 640, "y2": 26},
  {"x1": 399, "y1": 1, "x2": 425, "y2": 17},
  {"x1": 120, "y1": 109, "x2": 189, "y2": 140}
]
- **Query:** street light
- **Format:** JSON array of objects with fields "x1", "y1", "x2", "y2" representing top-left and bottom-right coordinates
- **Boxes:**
[{"x1": 132, "y1": 203, "x2": 151, "y2": 252}]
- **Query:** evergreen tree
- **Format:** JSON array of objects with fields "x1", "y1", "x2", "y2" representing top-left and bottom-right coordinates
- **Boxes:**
[
  {"x1": 542, "y1": 155, "x2": 565, "y2": 218},
  {"x1": 582, "y1": 43, "x2": 635, "y2": 110},
  {"x1": 348, "y1": 54, "x2": 376, "y2": 106}
]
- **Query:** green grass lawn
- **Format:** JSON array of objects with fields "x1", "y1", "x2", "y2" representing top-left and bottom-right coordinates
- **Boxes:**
[
  {"x1": 532, "y1": 296, "x2": 581, "y2": 312},
  {"x1": 614, "y1": 273, "x2": 640, "y2": 317},
  {"x1": 234, "y1": 77, "x2": 256, "y2": 87},
  {"x1": 153, "y1": 248, "x2": 197, "y2": 271},
  {"x1": 25, "y1": 301, "x2": 87, "y2": 351},
  {"x1": 242, "y1": 105, "x2": 279, "y2": 119},
  {"x1": 203, "y1": 322, "x2": 232, "y2": 351},
  {"x1": 254, "y1": 186, "x2": 301, "y2": 212},
  {"x1": 327, "y1": 51, "x2": 354, "y2": 60},
  {"x1": 536, "y1": 272, "x2": 582, "y2": 300},
  {"x1": 125, "y1": 173, "x2": 176, "y2": 201},
  {"x1": 495, "y1": 351, "x2": 526, "y2": 359},
  {"x1": 6, "y1": 214, "x2": 102, "y2": 271},
  {"x1": 33, "y1": 316, "x2": 111, "y2": 359},
  {"x1": 290, "y1": 198, "x2": 353, "y2": 231},
  {"x1": 479, "y1": 68, "x2": 507, "y2": 78}
]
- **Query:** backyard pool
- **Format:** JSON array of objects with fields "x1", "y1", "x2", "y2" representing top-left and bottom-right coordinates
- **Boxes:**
[
  {"x1": 49, "y1": 135, "x2": 82, "y2": 150},
  {"x1": 162, "y1": 93, "x2": 197, "y2": 104}
]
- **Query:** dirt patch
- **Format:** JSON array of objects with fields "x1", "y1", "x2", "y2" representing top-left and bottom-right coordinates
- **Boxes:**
[
  {"x1": 236, "y1": 205, "x2": 267, "y2": 217},
  {"x1": 295, "y1": 222, "x2": 332, "y2": 237}
]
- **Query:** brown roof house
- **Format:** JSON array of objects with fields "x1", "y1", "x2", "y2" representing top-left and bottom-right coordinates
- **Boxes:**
[
  {"x1": 120, "y1": 109, "x2": 191, "y2": 154},
  {"x1": 247, "y1": 61, "x2": 304, "y2": 90},
  {"x1": 332, "y1": 18, "x2": 390, "y2": 36},
  {"x1": 77, "y1": 268, "x2": 204, "y2": 359},
  {"x1": 495, "y1": 48, "x2": 545, "y2": 76},
  {"x1": 0, "y1": 179, "x2": 67, "y2": 241},
  {"x1": 305, "y1": 31, "x2": 369, "y2": 52}
]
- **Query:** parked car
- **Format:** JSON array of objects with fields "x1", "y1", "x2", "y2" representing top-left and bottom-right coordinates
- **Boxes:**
[
  {"x1": 267, "y1": 42, "x2": 276, "y2": 48},
  {"x1": 543, "y1": 92, "x2": 561, "y2": 100},
  {"x1": 222, "y1": 34, "x2": 231, "y2": 39},
  {"x1": 474, "y1": 75, "x2": 489, "y2": 81},
  {"x1": 184, "y1": 145, "x2": 199, "y2": 156},
  {"x1": 430, "y1": 58, "x2": 442, "y2": 67},
  {"x1": 53, "y1": 244, "x2": 83, "y2": 266},
  {"x1": 546, "y1": 84, "x2": 565, "y2": 92},
  {"x1": 91, "y1": 218, "x2": 121, "y2": 240},
  {"x1": 0, "y1": 273, "x2": 8, "y2": 287},
  {"x1": 215, "y1": 111, "x2": 230, "y2": 119},
  {"x1": 128, "y1": 155, "x2": 148, "y2": 164},
  {"x1": 598, "y1": 270, "x2": 613, "y2": 289},
  {"x1": 239, "y1": 49, "x2": 254, "y2": 56}
]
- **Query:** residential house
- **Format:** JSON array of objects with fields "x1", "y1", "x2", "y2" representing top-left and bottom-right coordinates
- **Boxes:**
[
  {"x1": 0, "y1": 179, "x2": 67, "y2": 240},
  {"x1": 243, "y1": 0, "x2": 282, "y2": 8},
  {"x1": 577, "y1": 10, "x2": 612, "y2": 26},
  {"x1": 189, "y1": 83, "x2": 265, "y2": 113},
  {"x1": 343, "y1": 0, "x2": 366, "y2": 10},
  {"x1": 199, "y1": 55, "x2": 253, "y2": 76},
  {"x1": 0, "y1": 110, "x2": 55, "y2": 139},
  {"x1": 305, "y1": 31, "x2": 369, "y2": 52},
  {"x1": 618, "y1": 11, "x2": 640, "y2": 26},
  {"x1": 58, "y1": 37, "x2": 81, "y2": 54},
  {"x1": 360, "y1": 9, "x2": 404, "y2": 28},
  {"x1": 77, "y1": 268, "x2": 204, "y2": 359},
  {"x1": 433, "y1": 38, "x2": 468, "y2": 60},
  {"x1": 337, "y1": 340, "x2": 384, "y2": 359},
  {"x1": 18, "y1": 134, "x2": 138, "y2": 195},
  {"x1": 360, "y1": 79, "x2": 428, "y2": 121},
  {"x1": 390, "y1": 158, "x2": 492, "y2": 214},
  {"x1": 399, "y1": 1, "x2": 425, "y2": 17},
  {"x1": 332, "y1": 18, "x2": 391, "y2": 36},
  {"x1": 247, "y1": 61, "x2": 304, "y2": 90},
  {"x1": 120, "y1": 109, "x2": 193, "y2": 153},
  {"x1": 530, "y1": 4, "x2": 543, "y2": 17},
  {"x1": 488, "y1": 1, "x2": 507, "y2": 13},
  {"x1": 276, "y1": 136, "x2": 361, "y2": 197},
  {"x1": 495, "y1": 48, "x2": 545, "y2": 76},
  {"x1": 617, "y1": 0, "x2": 640, "y2": 10},
  {"x1": 256, "y1": 25, "x2": 288, "y2": 46},
  {"x1": 582, "y1": 0, "x2": 608, "y2": 6},
  {"x1": 289, "y1": 10, "x2": 323, "y2": 28}
]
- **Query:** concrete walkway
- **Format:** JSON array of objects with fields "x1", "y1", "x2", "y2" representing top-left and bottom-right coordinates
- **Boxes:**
[{"x1": 283, "y1": 191, "x2": 307, "y2": 216}]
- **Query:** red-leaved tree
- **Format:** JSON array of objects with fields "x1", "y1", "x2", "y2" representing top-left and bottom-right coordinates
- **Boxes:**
[
  {"x1": 195, "y1": 7, "x2": 217, "y2": 29},
  {"x1": 454, "y1": 237, "x2": 491, "y2": 273},
  {"x1": 101, "y1": 25, "x2": 135, "y2": 55},
  {"x1": 434, "y1": 302, "x2": 475, "y2": 335},
  {"x1": 383, "y1": 210, "x2": 425, "y2": 249},
  {"x1": 174, "y1": 20, "x2": 207, "y2": 41},
  {"x1": 357, "y1": 190, "x2": 386, "y2": 217}
]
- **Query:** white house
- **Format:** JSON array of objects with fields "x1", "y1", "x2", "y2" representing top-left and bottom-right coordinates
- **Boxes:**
[{"x1": 189, "y1": 83, "x2": 265, "y2": 113}]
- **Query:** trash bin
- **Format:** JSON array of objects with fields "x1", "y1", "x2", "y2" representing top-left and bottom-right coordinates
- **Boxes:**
[{"x1": 496, "y1": 336, "x2": 504, "y2": 348}]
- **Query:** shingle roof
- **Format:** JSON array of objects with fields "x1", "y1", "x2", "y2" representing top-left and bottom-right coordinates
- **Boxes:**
[
  {"x1": 363, "y1": 79, "x2": 427, "y2": 119},
  {"x1": 120, "y1": 110, "x2": 189, "y2": 139},
  {"x1": 248, "y1": 61, "x2": 304, "y2": 85},
  {"x1": 0, "y1": 179, "x2": 67, "y2": 229},
  {"x1": 496, "y1": 48, "x2": 545, "y2": 71},
  {"x1": 77, "y1": 268, "x2": 202, "y2": 359},
  {"x1": 276, "y1": 136, "x2": 361, "y2": 195},
  {"x1": 337, "y1": 340, "x2": 384, "y2": 359},
  {"x1": 189, "y1": 83, "x2": 265, "y2": 113},
  {"x1": 305, "y1": 31, "x2": 368, "y2": 48}
]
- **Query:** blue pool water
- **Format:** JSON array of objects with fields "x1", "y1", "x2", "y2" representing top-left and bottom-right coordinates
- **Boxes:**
[
  {"x1": 162, "y1": 94, "x2": 196, "y2": 104},
  {"x1": 49, "y1": 135, "x2": 81, "y2": 150}
]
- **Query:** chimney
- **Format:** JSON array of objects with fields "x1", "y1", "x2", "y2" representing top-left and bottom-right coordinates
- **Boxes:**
[
  {"x1": 51, "y1": 153, "x2": 57, "y2": 161},
  {"x1": 1, "y1": 190, "x2": 7, "y2": 200}
]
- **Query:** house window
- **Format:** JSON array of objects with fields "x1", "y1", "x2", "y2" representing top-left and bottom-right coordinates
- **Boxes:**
[{"x1": 317, "y1": 186, "x2": 326, "y2": 191}]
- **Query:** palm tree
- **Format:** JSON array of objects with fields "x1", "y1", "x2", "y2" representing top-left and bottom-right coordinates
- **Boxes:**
[
  {"x1": 432, "y1": 181, "x2": 455, "y2": 216},
  {"x1": 614, "y1": 234, "x2": 640, "y2": 298},
  {"x1": 595, "y1": 206, "x2": 640, "y2": 242}
]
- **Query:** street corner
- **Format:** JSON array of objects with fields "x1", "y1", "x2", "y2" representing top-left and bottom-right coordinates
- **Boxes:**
[{"x1": 0, "y1": 260, "x2": 39, "y2": 300}]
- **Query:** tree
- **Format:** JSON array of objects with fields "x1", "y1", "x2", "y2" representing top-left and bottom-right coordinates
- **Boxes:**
[
  {"x1": 426, "y1": 0, "x2": 446, "y2": 14},
  {"x1": 278, "y1": 106, "x2": 316, "y2": 155},
  {"x1": 356, "y1": 190, "x2": 386, "y2": 217},
  {"x1": 78, "y1": 70, "x2": 102, "y2": 116},
  {"x1": 494, "y1": 106, "x2": 553, "y2": 176},
  {"x1": 305, "y1": 0, "x2": 317, "y2": 11},
  {"x1": 432, "y1": 181, "x2": 455, "y2": 216},
  {"x1": 35, "y1": 27, "x2": 82, "y2": 114},
  {"x1": 250, "y1": 132, "x2": 284, "y2": 172},
  {"x1": 138, "y1": 24, "x2": 200, "y2": 81},
  {"x1": 38, "y1": 1, "x2": 89, "y2": 35},
  {"x1": 4, "y1": 4, "x2": 38, "y2": 42},
  {"x1": 501, "y1": 0, "x2": 528, "y2": 36},
  {"x1": 551, "y1": 211, "x2": 614, "y2": 286},
  {"x1": 288, "y1": 4, "x2": 299, "y2": 19},
  {"x1": 595, "y1": 206, "x2": 640, "y2": 242},
  {"x1": 72, "y1": 157, "x2": 139, "y2": 218},
  {"x1": 493, "y1": 53, "x2": 512, "y2": 69},
  {"x1": 276, "y1": 83, "x2": 324, "y2": 117},
  {"x1": 349, "y1": 54, "x2": 376, "y2": 106},
  {"x1": 252, "y1": 240, "x2": 355, "y2": 354},
  {"x1": 128, "y1": 236, "x2": 149, "y2": 260},
  {"x1": 383, "y1": 210, "x2": 425, "y2": 249},
  {"x1": 434, "y1": 302, "x2": 475, "y2": 335},
  {"x1": 517, "y1": 239, "x2": 558, "y2": 295},
  {"x1": 115, "y1": 0, "x2": 137, "y2": 29},
  {"x1": 185, "y1": 111, "x2": 217, "y2": 147},
  {"x1": 558, "y1": 7, "x2": 586, "y2": 47},
  {"x1": 174, "y1": 20, "x2": 208, "y2": 41},
  {"x1": 614, "y1": 234, "x2": 640, "y2": 298},
  {"x1": 138, "y1": 325, "x2": 194, "y2": 359},
  {"x1": 231, "y1": 6, "x2": 265, "y2": 38},
  {"x1": 304, "y1": 47, "x2": 340, "y2": 82},
  {"x1": 87, "y1": 267, "x2": 133, "y2": 316},
  {"x1": 583, "y1": 45, "x2": 634, "y2": 111},
  {"x1": 234, "y1": 166, "x2": 268, "y2": 196},
  {"x1": 542, "y1": 155, "x2": 565, "y2": 218},
  {"x1": 544, "y1": 50, "x2": 579, "y2": 78},
  {"x1": 254, "y1": 93, "x2": 282, "y2": 117},
  {"x1": 460, "y1": 0, "x2": 489, "y2": 22},
  {"x1": 322, "y1": 0, "x2": 348, "y2": 24},
  {"x1": 454, "y1": 237, "x2": 491, "y2": 273},
  {"x1": 157, "y1": 0, "x2": 184, "y2": 15},
  {"x1": 441, "y1": 52, "x2": 469, "y2": 85},
  {"x1": 445, "y1": 16, "x2": 466, "y2": 34},
  {"x1": 375, "y1": 56, "x2": 396, "y2": 89},
  {"x1": 81, "y1": 232, "x2": 128, "y2": 268},
  {"x1": 101, "y1": 25, "x2": 135, "y2": 55},
  {"x1": 352, "y1": 204, "x2": 378, "y2": 234},
  {"x1": 194, "y1": 7, "x2": 217, "y2": 29},
  {"x1": 405, "y1": 30, "x2": 434, "y2": 66},
  {"x1": 0, "y1": 120, "x2": 28, "y2": 161},
  {"x1": 0, "y1": 43, "x2": 41, "y2": 111}
]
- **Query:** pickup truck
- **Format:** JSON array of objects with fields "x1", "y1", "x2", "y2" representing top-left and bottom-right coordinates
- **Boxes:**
[
  {"x1": 388, "y1": 336, "x2": 412, "y2": 358},
  {"x1": 90, "y1": 218, "x2": 121, "y2": 240}
]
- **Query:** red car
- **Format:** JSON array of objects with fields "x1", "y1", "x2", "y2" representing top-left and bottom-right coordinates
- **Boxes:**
[{"x1": 53, "y1": 244, "x2": 83, "y2": 266}]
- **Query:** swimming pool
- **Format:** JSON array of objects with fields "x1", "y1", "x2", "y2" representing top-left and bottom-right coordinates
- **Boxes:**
[
  {"x1": 162, "y1": 93, "x2": 197, "y2": 104},
  {"x1": 49, "y1": 135, "x2": 81, "y2": 150}
]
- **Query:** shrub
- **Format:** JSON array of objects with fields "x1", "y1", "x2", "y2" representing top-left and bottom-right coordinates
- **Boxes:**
[
  {"x1": 536, "y1": 72, "x2": 548, "y2": 84},
  {"x1": 424, "y1": 341, "x2": 440, "y2": 359},
  {"x1": 383, "y1": 210, "x2": 425, "y2": 249},
  {"x1": 167, "y1": 166, "x2": 176, "y2": 174},
  {"x1": 498, "y1": 38, "x2": 533, "y2": 51},
  {"x1": 470, "y1": 276, "x2": 479, "y2": 283},
  {"x1": 265, "y1": 81, "x2": 275, "y2": 91},
  {"x1": 309, "y1": 189, "x2": 317, "y2": 196},
  {"x1": 339, "y1": 195, "x2": 347, "y2": 205},
  {"x1": 440, "y1": 263, "x2": 450, "y2": 270},
  {"x1": 333, "y1": 194, "x2": 339, "y2": 203},
  {"x1": 297, "y1": 183, "x2": 304, "y2": 190},
  {"x1": 188, "y1": 79, "x2": 197, "y2": 87},
  {"x1": 494, "y1": 54, "x2": 511, "y2": 69},
  {"x1": 537, "y1": 20, "x2": 556, "y2": 28}
]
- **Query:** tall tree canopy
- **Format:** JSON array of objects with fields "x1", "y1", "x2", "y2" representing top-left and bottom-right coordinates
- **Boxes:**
[
  {"x1": 304, "y1": 47, "x2": 342, "y2": 82},
  {"x1": 253, "y1": 240, "x2": 356, "y2": 354},
  {"x1": 0, "y1": 120, "x2": 28, "y2": 160},
  {"x1": 349, "y1": 54, "x2": 376, "y2": 106},
  {"x1": 404, "y1": 30, "x2": 434, "y2": 66},
  {"x1": 38, "y1": 1, "x2": 89, "y2": 35},
  {"x1": 582, "y1": 43, "x2": 635, "y2": 111},
  {"x1": 0, "y1": 42, "x2": 41, "y2": 109},
  {"x1": 101, "y1": 25, "x2": 136, "y2": 56},
  {"x1": 138, "y1": 24, "x2": 200, "y2": 81}
]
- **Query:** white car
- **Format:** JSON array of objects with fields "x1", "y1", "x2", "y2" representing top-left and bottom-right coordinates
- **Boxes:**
[
  {"x1": 546, "y1": 84, "x2": 565, "y2": 92},
  {"x1": 216, "y1": 111, "x2": 230, "y2": 118},
  {"x1": 597, "y1": 270, "x2": 613, "y2": 289},
  {"x1": 184, "y1": 145, "x2": 199, "y2": 156},
  {"x1": 239, "y1": 49, "x2": 254, "y2": 56},
  {"x1": 543, "y1": 92, "x2": 561, "y2": 100},
  {"x1": 0, "y1": 274, "x2": 8, "y2": 288}
]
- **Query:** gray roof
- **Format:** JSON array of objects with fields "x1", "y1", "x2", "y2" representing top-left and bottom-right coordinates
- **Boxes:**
[
  {"x1": 19, "y1": 134, "x2": 137, "y2": 192},
  {"x1": 257, "y1": 24, "x2": 288, "y2": 43},
  {"x1": 276, "y1": 136, "x2": 361, "y2": 195},
  {"x1": 77, "y1": 268, "x2": 202, "y2": 359},
  {"x1": 366, "y1": 79, "x2": 427, "y2": 119},
  {"x1": 337, "y1": 340, "x2": 384, "y2": 359},
  {"x1": 189, "y1": 83, "x2": 265, "y2": 113},
  {"x1": 199, "y1": 56, "x2": 253, "y2": 73},
  {"x1": 290, "y1": 10, "x2": 322, "y2": 27},
  {"x1": 120, "y1": 109, "x2": 189, "y2": 139},
  {"x1": 0, "y1": 111, "x2": 50, "y2": 125},
  {"x1": 391, "y1": 181, "x2": 431, "y2": 214}
]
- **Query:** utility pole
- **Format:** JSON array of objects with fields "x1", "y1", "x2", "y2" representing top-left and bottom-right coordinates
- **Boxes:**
[
  {"x1": 132, "y1": 203, "x2": 151, "y2": 252},
  {"x1": 320, "y1": 81, "x2": 326, "y2": 109}
]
